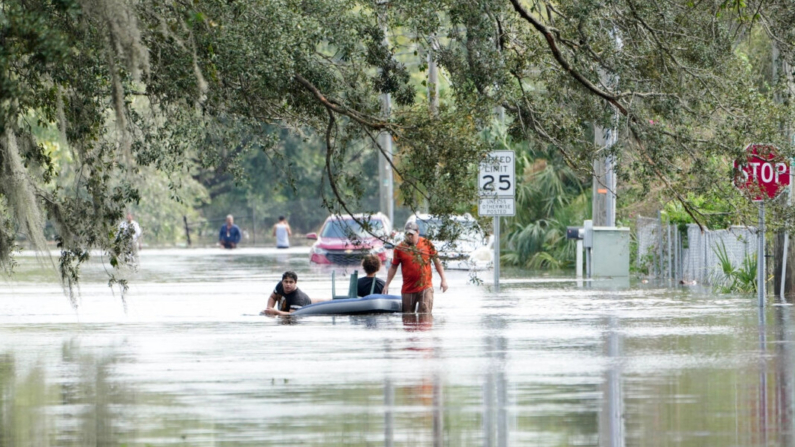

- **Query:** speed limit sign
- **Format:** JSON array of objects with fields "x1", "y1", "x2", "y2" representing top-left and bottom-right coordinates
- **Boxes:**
[
  {"x1": 478, "y1": 150, "x2": 515, "y2": 197},
  {"x1": 478, "y1": 150, "x2": 515, "y2": 216}
]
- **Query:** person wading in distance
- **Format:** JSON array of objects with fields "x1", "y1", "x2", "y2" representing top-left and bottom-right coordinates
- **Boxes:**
[
  {"x1": 273, "y1": 216, "x2": 292, "y2": 249},
  {"x1": 219, "y1": 214, "x2": 242, "y2": 249}
]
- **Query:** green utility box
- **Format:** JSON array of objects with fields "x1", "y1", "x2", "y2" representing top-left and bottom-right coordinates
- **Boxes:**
[{"x1": 591, "y1": 227, "x2": 630, "y2": 277}]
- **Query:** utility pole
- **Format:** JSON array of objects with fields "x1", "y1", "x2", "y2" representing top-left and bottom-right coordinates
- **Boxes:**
[
  {"x1": 773, "y1": 41, "x2": 794, "y2": 302},
  {"x1": 592, "y1": 126, "x2": 617, "y2": 227},
  {"x1": 421, "y1": 35, "x2": 439, "y2": 215},
  {"x1": 492, "y1": 17, "x2": 506, "y2": 292},
  {"x1": 428, "y1": 35, "x2": 439, "y2": 116},
  {"x1": 494, "y1": 107, "x2": 505, "y2": 292},
  {"x1": 593, "y1": 34, "x2": 621, "y2": 228},
  {"x1": 377, "y1": 2, "x2": 394, "y2": 224}
]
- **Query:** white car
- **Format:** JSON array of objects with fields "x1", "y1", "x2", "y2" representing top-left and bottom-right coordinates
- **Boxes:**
[{"x1": 403, "y1": 213, "x2": 494, "y2": 270}]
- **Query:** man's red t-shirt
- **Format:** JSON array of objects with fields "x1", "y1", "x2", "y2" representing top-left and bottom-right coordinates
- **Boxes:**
[{"x1": 392, "y1": 237, "x2": 437, "y2": 294}]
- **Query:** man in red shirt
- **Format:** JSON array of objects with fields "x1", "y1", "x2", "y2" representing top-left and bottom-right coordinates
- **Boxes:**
[{"x1": 383, "y1": 221, "x2": 448, "y2": 314}]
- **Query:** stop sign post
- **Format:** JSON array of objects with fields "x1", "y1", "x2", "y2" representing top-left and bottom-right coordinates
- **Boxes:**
[{"x1": 734, "y1": 143, "x2": 791, "y2": 307}]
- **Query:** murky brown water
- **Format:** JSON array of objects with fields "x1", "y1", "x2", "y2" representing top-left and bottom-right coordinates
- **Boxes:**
[{"x1": 1, "y1": 248, "x2": 793, "y2": 446}]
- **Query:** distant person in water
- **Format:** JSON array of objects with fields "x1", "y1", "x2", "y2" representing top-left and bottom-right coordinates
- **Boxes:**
[
  {"x1": 261, "y1": 271, "x2": 312, "y2": 316},
  {"x1": 219, "y1": 214, "x2": 242, "y2": 249},
  {"x1": 118, "y1": 212, "x2": 142, "y2": 250},
  {"x1": 358, "y1": 254, "x2": 385, "y2": 297},
  {"x1": 273, "y1": 216, "x2": 292, "y2": 249}
]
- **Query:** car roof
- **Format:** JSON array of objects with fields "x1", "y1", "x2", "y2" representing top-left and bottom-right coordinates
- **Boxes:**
[
  {"x1": 325, "y1": 213, "x2": 389, "y2": 221},
  {"x1": 323, "y1": 213, "x2": 392, "y2": 230}
]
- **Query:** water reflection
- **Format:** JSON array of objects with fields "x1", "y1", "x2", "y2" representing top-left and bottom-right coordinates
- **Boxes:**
[
  {"x1": 384, "y1": 376, "x2": 394, "y2": 447},
  {"x1": 730, "y1": 304, "x2": 795, "y2": 446},
  {"x1": 1, "y1": 339, "x2": 171, "y2": 446},
  {"x1": 758, "y1": 306, "x2": 769, "y2": 446},
  {"x1": 394, "y1": 314, "x2": 445, "y2": 446},
  {"x1": 599, "y1": 315, "x2": 624, "y2": 447},
  {"x1": 481, "y1": 314, "x2": 509, "y2": 447},
  {"x1": 482, "y1": 335, "x2": 508, "y2": 447},
  {"x1": 773, "y1": 305, "x2": 795, "y2": 446},
  {"x1": 7, "y1": 250, "x2": 795, "y2": 445},
  {"x1": 402, "y1": 313, "x2": 433, "y2": 332}
]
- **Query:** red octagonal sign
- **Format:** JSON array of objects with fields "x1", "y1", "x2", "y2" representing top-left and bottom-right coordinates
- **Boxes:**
[{"x1": 734, "y1": 143, "x2": 791, "y2": 202}]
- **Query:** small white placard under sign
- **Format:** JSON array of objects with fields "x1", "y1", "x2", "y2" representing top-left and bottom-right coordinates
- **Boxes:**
[{"x1": 478, "y1": 198, "x2": 515, "y2": 216}]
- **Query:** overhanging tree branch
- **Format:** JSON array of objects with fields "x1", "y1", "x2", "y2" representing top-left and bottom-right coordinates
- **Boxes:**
[
  {"x1": 295, "y1": 72, "x2": 437, "y2": 209},
  {"x1": 322, "y1": 107, "x2": 396, "y2": 245},
  {"x1": 508, "y1": 0, "x2": 712, "y2": 228},
  {"x1": 508, "y1": 0, "x2": 628, "y2": 115},
  {"x1": 294, "y1": 74, "x2": 393, "y2": 131}
]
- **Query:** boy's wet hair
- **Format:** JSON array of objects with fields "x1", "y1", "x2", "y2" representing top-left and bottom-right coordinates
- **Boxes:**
[
  {"x1": 282, "y1": 271, "x2": 298, "y2": 282},
  {"x1": 362, "y1": 254, "x2": 381, "y2": 275}
]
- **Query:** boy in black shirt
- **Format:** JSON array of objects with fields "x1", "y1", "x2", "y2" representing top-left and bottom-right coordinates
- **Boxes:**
[
  {"x1": 261, "y1": 271, "x2": 312, "y2": 316},
  {"x1": 358, "y1": 254, "x2": 385, "y2": 297}
]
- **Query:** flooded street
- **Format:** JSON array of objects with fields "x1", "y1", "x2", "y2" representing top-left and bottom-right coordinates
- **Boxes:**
[{"x1": 1, "y1": 248, "x2": 793, "y2": 446}]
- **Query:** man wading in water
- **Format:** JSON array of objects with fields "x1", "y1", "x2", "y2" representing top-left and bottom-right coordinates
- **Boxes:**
[
  {"x1": 383, "y1": 222, "x2": 448, "y2": 314},
  {"x1": 272, "y1": 216, "x2": 292, "y2": 249},
  {"x1": 219, "y1": 214, "x2": 242, "y2": 249}
]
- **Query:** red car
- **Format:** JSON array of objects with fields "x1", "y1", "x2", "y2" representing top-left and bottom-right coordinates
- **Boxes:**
[{"x1": 307, "y1": 214, "x2": 393, "y2": 265}]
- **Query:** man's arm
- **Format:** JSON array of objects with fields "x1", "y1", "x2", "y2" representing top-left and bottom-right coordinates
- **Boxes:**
[
  {"x1": 382, "y1": 263, "x2": 399, "y2": 295},
  {"x1": 433, "y1": 257, "x2": 448, "y2": 292},
  {"x1": 286, "y1": 224, "x2": 292, "y2": 236},
  {"x1": 261, "y1": 291, "x2": 289, "y2": 316}
]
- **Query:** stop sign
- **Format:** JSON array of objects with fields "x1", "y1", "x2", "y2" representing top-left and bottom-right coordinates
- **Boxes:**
[{"x1": 734, "y1": 143, "x2": 791, "y2": 201}]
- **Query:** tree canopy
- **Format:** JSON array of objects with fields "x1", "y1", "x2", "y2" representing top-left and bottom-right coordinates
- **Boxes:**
[{"x1": 2, "y1": 0, "x2": 795, "y2": 296}]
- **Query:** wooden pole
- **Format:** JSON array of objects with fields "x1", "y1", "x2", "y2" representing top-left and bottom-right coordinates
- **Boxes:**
[
  {"x1": 183, "y1": 215, "x2": 192, "y2": 247},
  {"x1": 252, "y1": 207, "x2": 256, "y2": 246}
]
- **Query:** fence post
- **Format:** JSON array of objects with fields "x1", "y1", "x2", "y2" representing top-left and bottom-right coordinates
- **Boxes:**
[
  {"x1": 678, "y1": 228, "x2": 682, "y2": 282},
  {"x1": 636, "y1": 216, "x2": 640, "y2": 273},
  {"x1": 672, "y1": 226, "x2": 677, "y2": 281},
  {"x1": 703, "y1": 232, "x2": 709, "y2": 284},
  {"x1": 183, "y1": 216, "x2": 191, "y2": 247},
  {"x1": 252, "y1": 208, "x2": 256, "y2": 246},
  {"x1": 658, "y1": 210, "x2": 663, "y2": 278},
  {"x1": 759, "y1": 202, "x2": 766, "y2": 306},
  {"x1": 667, "y1": 224, "x2": 671, "y2": 280}
]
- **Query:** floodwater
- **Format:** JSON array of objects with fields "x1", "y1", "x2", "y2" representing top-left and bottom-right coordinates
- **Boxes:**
[{"x1": 1, "y1": 248, "x2": 793, "y2": 446}]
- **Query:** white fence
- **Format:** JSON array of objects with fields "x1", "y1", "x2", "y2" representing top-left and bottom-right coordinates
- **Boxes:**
[{"x1": 636, "y1": 215, "x2": 758, "y2": 284}]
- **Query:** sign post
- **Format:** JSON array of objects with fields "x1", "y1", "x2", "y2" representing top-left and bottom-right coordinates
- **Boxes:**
[
  {"x1": 734, "y1": 143, "x2": 791, "y2": 306},
  {"x1": 478, "y1": 150, "x2": 516, "y2": 291}
]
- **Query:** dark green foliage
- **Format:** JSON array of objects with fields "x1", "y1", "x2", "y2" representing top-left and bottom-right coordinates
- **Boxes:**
[
  {"x1": 499, "y1": 129, "x2": 591, "y2": 269},
  {"x1": 712, "y1": 240, "x2": 757, "y2": 294},
  {"x1": 3, "y1": 0, "x2": 795, "y2": 295}
]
